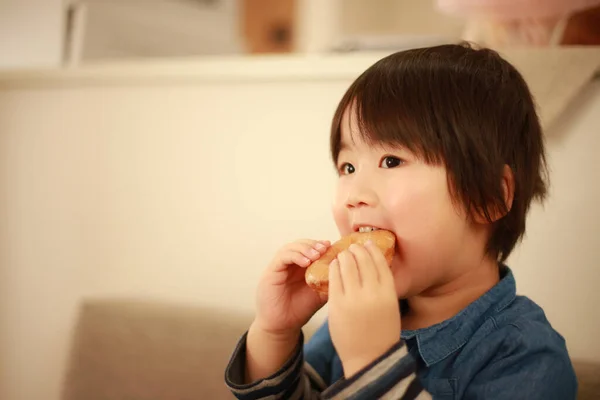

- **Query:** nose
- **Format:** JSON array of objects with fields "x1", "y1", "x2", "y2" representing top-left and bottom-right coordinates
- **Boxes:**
[{"x1": 345, "y1": 177, "x2": 378, "y2": 209}]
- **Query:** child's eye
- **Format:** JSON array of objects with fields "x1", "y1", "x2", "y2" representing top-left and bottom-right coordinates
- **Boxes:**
[
  {"x1": 339, "y1": 163, "x2": 355, "y2": 175},
  {"x1": 380, "y1": 156, "x2": 404, "y2": 169}
]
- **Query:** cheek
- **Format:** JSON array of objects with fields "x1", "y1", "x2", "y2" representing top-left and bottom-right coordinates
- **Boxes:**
[{"x1": 384, "y1": 168, "x2": 457, "y2": 240}]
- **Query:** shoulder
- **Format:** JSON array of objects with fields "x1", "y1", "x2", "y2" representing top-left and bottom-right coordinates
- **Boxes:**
[
  {"x1": 493, "y1": 295, "x2": 574, "y2": 371},
  {"x1": 493, "y1": 295, "x2": 568, "y2": 353},
  {"x1": 465, "y1": 296, "x2": 578, "y2": 399},
  {"x1": 464, "y1": 295, "x2": 569, "y2": 362}
]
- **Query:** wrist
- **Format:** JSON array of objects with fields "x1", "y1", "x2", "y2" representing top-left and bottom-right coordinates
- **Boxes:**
[
  {"x1": 249, "y1": 319, "x2": 301, "y2": 344},
  {"x1": 245, "y1": 321, "x2": 301, "y2": 383},
  {"x1": 343, "y1": 357, "x2": 372, "y2": 379},
  {"x1": 342, "y1": 340, "x2": 401, "y2": 378}
]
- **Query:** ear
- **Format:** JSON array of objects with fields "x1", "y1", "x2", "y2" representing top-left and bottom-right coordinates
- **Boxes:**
[{"x1": 473, "y1": 165, "x2": 515, "y2": 224}]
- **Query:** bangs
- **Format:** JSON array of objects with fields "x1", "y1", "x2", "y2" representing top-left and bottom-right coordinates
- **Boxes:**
[{"x1": 330, "y1": 47, "x2": 463, "y2": 167}]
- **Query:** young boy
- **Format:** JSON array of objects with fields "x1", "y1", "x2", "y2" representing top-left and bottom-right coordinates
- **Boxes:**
[{"x1": 224, "y1": 43, "x2": 577, "y2": 399}]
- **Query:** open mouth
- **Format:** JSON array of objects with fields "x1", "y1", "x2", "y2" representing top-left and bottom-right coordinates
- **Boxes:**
[
  {"x1": 354, "y1": 225, "x2": 383, "y2": 233},
  {"x1": 357, "y1": 226, "x2": 380, "y2": 233}
]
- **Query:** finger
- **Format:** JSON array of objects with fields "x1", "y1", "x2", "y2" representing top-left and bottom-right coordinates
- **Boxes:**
[
  {"x1": 305, "y1": 240, "x2": 331, "y2": 255},
  {"x1": 328, "y1": 259, "x2": 344, "y2": 296},
  {"x1": 365, "y1": 240, "x2": 394, "y2": 285},
  {"x1": 348, "y1": 243, "x2": 378, "y2": 288},
  {"x1": 337, "y1": 249, "x2": 361, "y2": 293},
  {"x1": 313, "y1": 240, "x2": 331, "y2": 254},
  {"x1": 286, "y1": 242, "x2": 327, "y2": 263},
  {"x1": 277, "y1": 251, "x2": 312, "y2": 270},
  {"x1": 296, "y1": 239, "x2": 331, "y2": 251},
  {"x1": 273, "y1": 240, "x2": 332, "y2": 272},
  {"x1": 295, "y1": 240, "x2": 332, "y2": 256}
]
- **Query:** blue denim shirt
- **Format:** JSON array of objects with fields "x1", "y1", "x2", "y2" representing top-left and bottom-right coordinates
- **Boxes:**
[{"x1": 304, "y1": 267, "x2": 577, "y2": 399}]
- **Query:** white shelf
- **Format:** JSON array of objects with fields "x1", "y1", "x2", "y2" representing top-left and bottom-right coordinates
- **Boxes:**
[{"x1": 0, "y1": 47, "x2": 599, "y2": 129}]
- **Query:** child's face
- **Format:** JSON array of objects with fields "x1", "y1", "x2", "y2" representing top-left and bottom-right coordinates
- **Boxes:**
[{"x1": 332, "y1": 108, "x2": 488, "y2": 298}]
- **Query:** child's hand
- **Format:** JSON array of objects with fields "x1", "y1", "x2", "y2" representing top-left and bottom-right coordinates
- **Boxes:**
[
  {"x1": 253, "y1": 239, "x2": 331, "y2": 339},
  {"x1": 328, "y1": 240, "x2": 401, "y2": 378}
]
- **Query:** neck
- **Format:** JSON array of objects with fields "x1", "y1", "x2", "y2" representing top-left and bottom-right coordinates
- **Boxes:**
[{"x1": 402, "y1": 257, "x2": 500, "y2": 331}]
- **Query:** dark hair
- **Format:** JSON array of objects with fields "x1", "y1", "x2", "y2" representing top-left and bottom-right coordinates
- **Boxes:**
[{"x1": 330, "y1": 42, "x2": 548, "y2": 262}]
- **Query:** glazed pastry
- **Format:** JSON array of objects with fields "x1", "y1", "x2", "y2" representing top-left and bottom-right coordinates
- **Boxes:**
[{"x1": 305, "y1": 230, "x2": 396, "y2": 294}]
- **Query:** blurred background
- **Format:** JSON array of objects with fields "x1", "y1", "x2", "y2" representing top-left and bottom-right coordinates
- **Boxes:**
[
  {"x1": 1, "y1": 0, "x2": 599, "y2": 68},
  {"x1": 1, "y1": 1, "x2": 600, "y2": 400}
]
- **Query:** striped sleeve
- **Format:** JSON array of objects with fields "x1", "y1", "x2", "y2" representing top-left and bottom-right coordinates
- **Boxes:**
[
  {"x1": 224, "y1": 331, "x2": 326, "y2": 400},
  {"x1": 322, "y1": 341, "x2": 430, "y2": 400},
  {"x1": 224, "y1": 331, "x2": 431, "y2": 400}
]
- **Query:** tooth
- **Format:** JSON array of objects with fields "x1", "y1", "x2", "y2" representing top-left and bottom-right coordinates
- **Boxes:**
[{"x1": 359, "y1": 226, "x2": 379, "y2": 233}]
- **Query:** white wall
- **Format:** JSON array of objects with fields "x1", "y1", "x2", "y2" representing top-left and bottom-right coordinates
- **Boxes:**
[
  {"x1": 0, "y1": 0, "x2": 64, "y2": 70},
  {"x1": 0, "y1": 56, "x2": 599, "y2": 400}
]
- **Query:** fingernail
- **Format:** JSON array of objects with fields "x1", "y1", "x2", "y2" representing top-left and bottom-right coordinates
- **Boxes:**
[
  {"x1": 315, "y1": 243, "x2": 326, "y2": 251},
  {"x1": 302, "y1": 257, "x2": 310, "y2": 265},
  {"x1": 310, "y1": 249, "x2": 320, "y2": 257},
  {"x1": 365, "y1": 240, "x2": 374, "y2": 247}
]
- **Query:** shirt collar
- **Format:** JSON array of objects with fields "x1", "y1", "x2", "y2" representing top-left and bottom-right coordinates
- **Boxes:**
[{"x1": 401, "y1": 266, "x2": 516, "y2": 367}]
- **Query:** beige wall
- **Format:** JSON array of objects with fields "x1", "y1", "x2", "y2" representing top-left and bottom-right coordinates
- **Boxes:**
[
  {"x1": 0, "y1": 60, "x2": 599, "y2": 399},
  {"x1": 297, "y1": 0, "x2": 465, "y2": 53},
  {"x1": 341, "y1": 0, "x2": 464, "y2": 36},
  {"x1": 0, "y1": 0, "x2": 64, "y2": 70}
]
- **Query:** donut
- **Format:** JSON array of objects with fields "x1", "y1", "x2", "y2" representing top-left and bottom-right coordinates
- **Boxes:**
[{"x1": 305, "y1": 230, "x2": 396, "y2": 294}]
